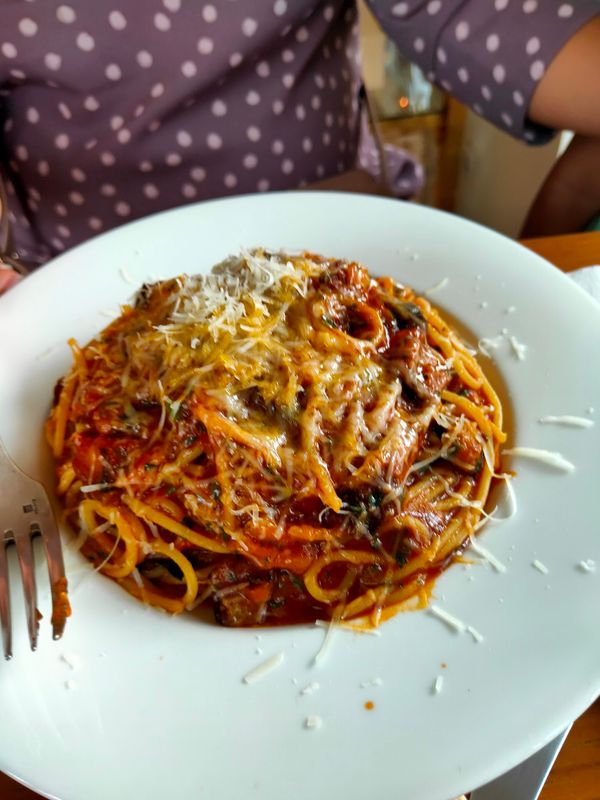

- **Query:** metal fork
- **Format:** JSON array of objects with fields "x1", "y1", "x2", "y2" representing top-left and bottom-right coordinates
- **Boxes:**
[{"x1": 0, "y1": 435, "x2": 70, "y2": 659}]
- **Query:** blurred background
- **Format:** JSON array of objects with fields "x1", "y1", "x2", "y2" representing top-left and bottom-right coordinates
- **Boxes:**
[{"x1": 358, "y1": 1, "x2": 571, "y2": 238}]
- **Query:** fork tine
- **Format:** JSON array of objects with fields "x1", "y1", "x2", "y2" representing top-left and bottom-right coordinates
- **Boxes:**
[
  {"x1": 0, "y1": 539, "x2": 12, "y2": 660},
  {"x1": 39, "y1": 521, "x2": 70, "y2": 640},
  {"x1": 14, "y1": 531, "x2": 39, "y2": 652}
]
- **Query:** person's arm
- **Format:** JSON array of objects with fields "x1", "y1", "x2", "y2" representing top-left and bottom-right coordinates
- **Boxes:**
[
  {"x1": 0, "y1": 268, "x2": 20, "y2": 293},
  {"x1": 364, "y1": 2, "x2": 600, "y2": 145},
  {"x1": 529, "y1": 16, "x2": 600, "y2": 137},
  {"x1": 521, "y1": 134, "x2": 600, "y2": 237}
]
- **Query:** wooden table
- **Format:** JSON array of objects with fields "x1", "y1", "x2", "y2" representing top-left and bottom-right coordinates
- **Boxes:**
[
  {"x1": 522, "y1": 231, "x2": 600, "y2": 800},
  {"x1": 1, "y1": 231, "x2": 599, "y2": 800}
]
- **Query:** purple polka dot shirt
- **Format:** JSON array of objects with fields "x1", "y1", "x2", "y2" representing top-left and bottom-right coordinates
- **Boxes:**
[{"x1": 0, "y1": 0, "x2": 597, "y2": 267}]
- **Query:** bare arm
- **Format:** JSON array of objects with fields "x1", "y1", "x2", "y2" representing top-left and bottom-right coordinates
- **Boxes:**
[
  {"x1": 0, "y1": 268, "x2": 20, "y2": 293},
  {"x1": 529, "y1": 16, "x2": 600, "y2": 136},
  {"x1": 521, "y1": 134, "x2": 600, "y2": 237}
]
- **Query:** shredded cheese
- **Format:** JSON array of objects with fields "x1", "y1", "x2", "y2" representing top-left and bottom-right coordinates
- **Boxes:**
[
  {"x1": 578, "y1": 559, "x2": 596, "y2": 573},
  {"x1": 424, "y1": 277, "x2": 449, "y2": 295},
  {"x1": 532, "y1": 559, "x2": 549, "y2": 575},
  {"x1": 428, "y1": 604, "x2": 467, "y2": 633},
  {"x1": 468, "y1": 538, "x2": 507, "y2": 573},
  {"x1": 60, "y1": 652, "x2": 82, "y2": 671},
  {"x1": 478, "y1": 335, "x2": 503, "y2": 358},
  {"x1": 79, "y1": 482, "x2": 113, "y2": 493},
  {"x1": 242, "y1": 651, "x2": 285, "y2": 684},
  {"x1": 119, "y1": 265, "x2": 137, "y2": 286},
  {"x1": 304, "y1": 715, "x2": 323, "y2": 730},
  {"x1": 432, "y1": 675, "x2": 444, "y2": 694},
  {"x1": 508, "y1": 334, "x2": 527, "y2": 361},
  {"x1": 360, "y1": 677, "x2": 383, "y2": 688},
  {"x1": 538, "y1": 415, "x2": 594, "y2": 429},
  {"x1": 502, "y1": 447, "x2": 575, "y2": 472},
  {"x1": 466, "y1": 625, "x2": 484, "y2": 643},
  {"x1": 312, "y1": 620, "x2": 335, "y2": 666}
]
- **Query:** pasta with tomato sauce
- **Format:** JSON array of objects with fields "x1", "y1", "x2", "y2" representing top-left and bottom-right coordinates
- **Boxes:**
[{"x1": 46, "y1": 249, "x2": 506, "y2": 627}]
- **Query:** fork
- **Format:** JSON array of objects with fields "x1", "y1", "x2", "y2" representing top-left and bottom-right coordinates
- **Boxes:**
[{"x1": 0, "y1": 435, "x2": 70, "y2": 660}]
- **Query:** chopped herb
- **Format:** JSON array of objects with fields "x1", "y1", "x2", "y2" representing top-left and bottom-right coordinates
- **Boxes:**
[
  {"x1": 289, "y1": 574, "x2": 305, "y2": 592},
  {"x1": 268, "y1": 597, "x2": 285, "y2": 609},
  {"x1": 166, "y1": 485, "x2": 177, "y2": 496},
  {"x1": 345, "y1": 501, "x2": 366, "y2": 518},
  {"x1": 447, "y1": 444, "x2": 459, "y2": 457},
  {"x1": 473, "y1": 454, "x2": 484, "y2": 475},
  {"x1": 166, "y1": 401, "x2": 183, "y2": 422},
  {"x1": 210, "y1": 481, "x2": 222, "y2": 501},
  {"x1": 458, "y1": 388, "x2": 470, "y2": 397},
  {"x1": 321, "y1": 314, "x2": 338, "y2": 329},
  {"x1": 367, "y1": 490, "x2": 384, "y2": 509},
  {"x1": 184, "y1": 435, "x2": 197, "y2": 447},
  {"x1": 144, "y1": 462, "x2": 157, "y2": 471},
  {"x1": 394, "y1": 546, "x2": 410, "y2": 568}
]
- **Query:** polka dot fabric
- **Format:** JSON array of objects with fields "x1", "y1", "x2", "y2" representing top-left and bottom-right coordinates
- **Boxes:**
[
  {"x1": 367, "y1": 0, "x2": 599, "y2": 142},
  {"x1": 0, "y1": 1, "x2": 361, "y2": 265},
  {"x1": 0, "y1": 0, "x2": 597, "y2": 266}
]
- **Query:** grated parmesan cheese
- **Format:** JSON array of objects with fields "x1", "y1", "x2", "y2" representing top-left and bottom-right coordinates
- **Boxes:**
[
  {"x1": 466, "y1": 625, "x2": 484, "y2": 644},
  {"x1": 432, "y1": 675, "x2": 444, "y2": 694},
  {"x1": 79, "y1": 482, "x2": 113, "y2": 493},
  {"x1": 532, "y1": 559, "x2": 549, "y2": 575},
  {"x1": 360, "y1": 677, "x2": 383, "y2": 688},
  {"x1": 119, "y1": 265, "x2": 137, "y2": 286},
  {"x1": 60, "y1": 652, "x2": 82, "y2": 671},
  {"x1": 502, "y1": 447, "x2": 575, "y2": 472},
  {"x1": 468, "y1": 538, "x2": 507, "y2": 573},
  {"x1": 304, "y1": 715, "x2": 323, "y2": 730},
  {"x1": 538, "y1": 415, "x2": 594, "y2": 429},
  {"x1": 312, "y1": 620, "x2": 335, "y2": 666},
  {"x1": 242, "y1": 651, "x2": 285, "y2": 684},
  {"x1": 424, "y1": 277, "x2": 449, "y2": 295},
  {"x1": 508, "y1": 334, "x2": 527, "y2": 361},
  {"x1": 167, "y1": 249, "x2": 311, "y2": 340},
  {"x1": 428, "y1": 604, "x2": 467, "y2": 633},
  {"x1": 478, "y1": 335, "x2": 503, "y2": 358},
  {"x1": 578, "y1": 559, "x2": 596, "y2": 573}
]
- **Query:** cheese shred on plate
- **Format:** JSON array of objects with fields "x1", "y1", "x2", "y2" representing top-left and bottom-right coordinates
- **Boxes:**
[{"x1": 243, "y1": 652, "x2": 285, "y2": 685}]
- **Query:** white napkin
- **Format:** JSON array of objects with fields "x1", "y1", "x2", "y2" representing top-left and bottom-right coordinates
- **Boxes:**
[{"x1": 570, "y1": 265, "x2": 600, "y2": 302}]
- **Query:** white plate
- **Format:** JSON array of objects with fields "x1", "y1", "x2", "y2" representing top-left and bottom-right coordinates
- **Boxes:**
[{"x1": 1, "y1": 193, "x2": 599, "y2": 800}]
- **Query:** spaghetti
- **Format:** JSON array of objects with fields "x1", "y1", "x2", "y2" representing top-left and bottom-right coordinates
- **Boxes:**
[{"x1": 47, "y1": 250, "x2": 506, "y2": 627}]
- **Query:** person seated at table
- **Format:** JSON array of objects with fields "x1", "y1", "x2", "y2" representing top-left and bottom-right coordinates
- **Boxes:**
[{"x1": 0, "y1": 1, "x2": 598, "y2": 295}]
